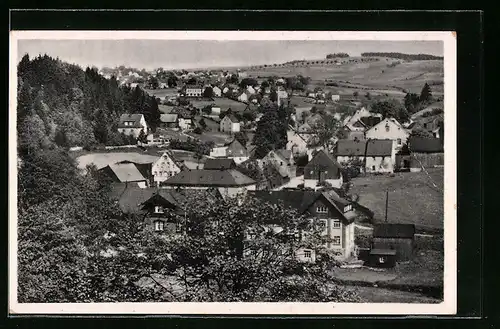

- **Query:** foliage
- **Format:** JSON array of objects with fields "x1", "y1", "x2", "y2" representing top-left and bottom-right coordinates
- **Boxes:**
[
  {"x1": 308, "y1": 114, "x2": 341, "y2": 150},
  {"x1": 169, "y1": 138, "x2": 214, "y2": 155},
  {"x1": 410, "y1": 126, "x2": 433, "y2": 138},
  {"x1": 193, "y1": 127, "x2": 203, "y2": 134},
  {"x1": 199, "y1": 118, "x2": 207, "y2": 129},
  {"x1": 203, "y1": 86, "x2": 214, "y2": 98},
  {"x1": 252, "y1": 104, "x2": 289, "y2": 159},
  {"x1": 371, "y1": 99, "x2": 410, "y2": 123},
  {"x1": 326, "y1": 53, "x2": 350, "y2": 58},
  {"x1": 234, "y1": 132, "x2": 248, "y2": 146},
  {"x1": 239, "y1": 78, "x2": 258, "y2": 88},
  {"x1": 419, "y1": 83, "x2": 433, "y2": 103}
]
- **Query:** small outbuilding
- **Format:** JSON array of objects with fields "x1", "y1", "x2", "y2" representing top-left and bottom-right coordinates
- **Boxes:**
[
  {"x1": 367, "y1": 249, "x2": 397, "y2": 268},
  {"x1": 372, "y1": 223, "x2": 416, "y2": 261}
]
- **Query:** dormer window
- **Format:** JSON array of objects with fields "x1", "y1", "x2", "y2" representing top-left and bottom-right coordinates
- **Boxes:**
[
  {"x1": 316, "y1": 206, "x2": 328, "y2": 214},
  {"x1": 333, "y1": 219, "x2": 341, "y2": 228},
  {"x1": 343, "y1": 204, "x2": 352, "y2": 213},
  {"x1": 154, "y1": 206, "x2": 164, "y2": 214}
]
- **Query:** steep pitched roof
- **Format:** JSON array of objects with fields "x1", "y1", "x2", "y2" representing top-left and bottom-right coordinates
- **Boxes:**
[
  {"x1": 335, "y1": 139, "x2": 393, "y2": 157},
  {"x1": 373, "y1": 223, "x2": 416, "y2": 239},
  {"x1": 248, "y1": 190, "x2": 354, "y2": 223},
  {"x1": 408, "y1": 137, "x2": 444, "y2": 153},
  {"x1": 160, "y1": 113, "x2": 178, "y2": 123},
  {"x1": 223, "y1": 114, "x2": 240, "y2": 123},
  {"x1": 305, "y1": 149, "x2": 342, "y2": 171},
  {"x1": 274, "y1": 149, "x2": 293, "y2": 163},
  {"x1": 162, "y1": 169, "x2": 256, "y2": 187},
  {"x1": 118, "y1": 114, "x2": 145, "y2": 128},
  {"x1": 203, "y1": 158, "x2": 236, "y2": 170}
]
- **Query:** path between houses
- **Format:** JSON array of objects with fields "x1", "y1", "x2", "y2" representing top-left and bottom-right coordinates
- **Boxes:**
[{"x1": 354, "y1": 223, "x2": 435, "y2": 238}]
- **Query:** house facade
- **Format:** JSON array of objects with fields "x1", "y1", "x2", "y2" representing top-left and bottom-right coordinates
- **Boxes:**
[
  {"x1": 365, "y1": 118, "x2": 409, "y2": 153},
  {"x1": 304, "y1": 150, "x2": 343, "y2": 189},
  {"x1": 260, "y1": 149, "x2": 297, "y2": 179},
  {"x1": 152, "y1": 151, "x2": 183, "y2": 186},
  {"x1": 212, "y1": 86, "x2": 222, "y2": 97},
  {"x1": 237, "y1": 92, "x2": 249, "y2": 103},
  {"x1": 178, "y1": 115, "x2": 193, "y2": 131},
  {"x1": 224, "y1": 138, "x2": 249, "y2": 164},
  {"x1": 117, "y1": 114, "x2": 148, "y2": 138},
  {"x1": 220, "y1": 114, "x2": 241, "y2": 134},
  {"x1": 336, "y1": 139, "x2": 396, "y2": 173},
  {"x1": 184, "y1": 84, "x2": 203, "y2": 97},
  {"x1": 249, "y1": 190, "x2": 357, "y2": 262},
  {"x1": 159, "y1": 113, "x2": 179, "y2": 129},
  {"x1": 372, "y1": 224, "x2": 416, "y2": 261},
  {"x1": 286, "y1": 129, "x2": 309, "y2": 155}
]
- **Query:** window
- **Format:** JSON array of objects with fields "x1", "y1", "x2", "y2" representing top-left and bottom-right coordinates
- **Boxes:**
[
  {"x1": 310, "y1": 170, "x2": 314, "y2": 175},
  {"x1": 154, "y1": 221, "x2": 164, "y2": 232},
  {"x1": 385, "y1": 124, "x2": 390, "y2": 132},
  {"x1": 333, "y1": 219, "x2": 341, "y2": 228},
  {"x1": 316, "y1": 206, "x2": 328, "y2": 213},
  {"x1": 175, "y1": 222, "x2": 182, "y2": 233},
  {"x1": 332, "y1": 236, "x2": 341, "y2": 245},
  {"x1": 372, "y1": 165, "x2": 376, "y2": 171},
  {"x1": 379, "y1": 257, "x2": 386, "y2": 264},
  {"x1": 304, "y1": 250, "x2": 312, "y2": 258},
  {"x1": 343, "y1": 204, "x2": 352, "y2": 213},
  {"x1": 154, "y1": 206, "x2": 164, "y2": 214},
  {"x1": 423, "y1": 123, "x2": 427, "y2": 128},
  {"x1": 397, "y1": 138, "x2": 402, "y2": 145}
]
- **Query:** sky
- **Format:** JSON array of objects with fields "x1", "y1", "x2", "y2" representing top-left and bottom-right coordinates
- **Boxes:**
[{"x1": 17, "y1": 39, "x2": 443, "y2": 71}]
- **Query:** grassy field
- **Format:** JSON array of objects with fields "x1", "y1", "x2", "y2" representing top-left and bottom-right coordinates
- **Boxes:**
[
  {"x1": 352, "y1": 286, "x2": 441, "y2": 303},
  {"x1": 349, "y1": 168, "x2": 444, "y2": 232},
  {"x1": 245, "y1": 57, "x2": 443, "y2": 96},
  {"x1": 144, "y1": 88, "x2": 179, "y2": 99},
  {"x1": 191, "y1": 98, "x2": 248, "y2": 112}
]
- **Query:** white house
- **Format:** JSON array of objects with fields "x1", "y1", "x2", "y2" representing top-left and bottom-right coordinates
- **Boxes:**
[
  {"x1": 117, "y1": 114, "x2": 148, "y2": 139},
  {"x1": 246, "y1": 85, "x2": 256, "y2": 95},
  {"x1": 211, "y1": 106, "x2": 222, "y2": 115},
  {"x1": 365, "y1": 117, "x2": 410, "y2": 153},
  {"x1": 212, "y1": 86, "x2": 222, "y2": 97},
  {"x1": 336, "y1": 139, "x2": 396, "y2": 173},
  {"x1": 331, "y1": 94, "x2": 340, "y2": 102},
  {"x1": 209, "y1": 139, "x2": 249, "y2": 164},
  {"x1": 178, "y1": 115, "x2": 193, "y2": 131},
  {"x1": 286, "y1": 128, "x2": 309, "y2": 155},
  {"x1": 303, "y1": 150, "x2": 343, "y2": 189},
  {"x1": 184, "y1": 84, "x2": 203, "y2": 97},
  {"x1": 152, "y1": 151, "x2": 183, "y2": 186},
  {"x1": 260, "y1": 149, "x2": 296, "y2": 179},
  {"x1": 220, "y1": 114, "x2": 241, "y2": 134},
  {"x1": 238, "y1": 92, "x2": 249, "y2": 103}
]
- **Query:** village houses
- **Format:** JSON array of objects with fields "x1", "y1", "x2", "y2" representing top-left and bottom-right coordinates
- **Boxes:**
[
  {"x1": 260, "y1": 149, "x2": 297, "y2": 180},
  {"x1": 286, "y1": 128, "x2": 309, "y2": 156},
  {"x1": 209, "y1": 138, "x2": 250, "y2": 164},
  {"x1": 183, "y1": 84, "x2": 203, "y2": 98},
  {"x1": 365, "y1": 118, "x2": 410, "y2": 153},
  {"x1": 212, "y1": 85, "x2": 222, "y2": 97},
  {"x1": 152, "y1": 151, "x2": 185, "y2": 186},
  {"x1": 117, "y1": 113, "x2": 148, "y2": 138}
]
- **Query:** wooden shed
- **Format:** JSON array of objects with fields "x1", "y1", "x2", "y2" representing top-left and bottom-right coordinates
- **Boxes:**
[
  {"x1": 372, "y1": 223, "x2": 416, "y2": 261},
  {"x1": 367, "y1": 249, "x2": 397, "y2": 268}
]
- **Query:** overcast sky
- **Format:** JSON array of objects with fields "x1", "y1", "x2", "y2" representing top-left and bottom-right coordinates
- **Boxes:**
[{"x1": 17, "y1": 39, "x2": 443, "y2": 70}]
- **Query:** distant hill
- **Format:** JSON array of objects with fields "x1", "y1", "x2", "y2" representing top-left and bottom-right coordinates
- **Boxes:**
[{"x1": 360, "y1": 52, "x2": 444, "y2": 61}]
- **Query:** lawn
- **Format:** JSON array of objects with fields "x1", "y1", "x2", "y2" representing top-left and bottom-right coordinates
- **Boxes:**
[
  {"x1": 352, "y1": 286, "x2": 441, "y2": 303},
  {"x1": 349, "y1": 168, "x2": 444, "y2": 232},
  {"x1": 191, "y1": 98, "x2": 248, "y2": 112},
  {"x1": 143, "y1": 88, "x2": 179, "y2": 99}
]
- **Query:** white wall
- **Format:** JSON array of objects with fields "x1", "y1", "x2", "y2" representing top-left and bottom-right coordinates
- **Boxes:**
[{"x1": 117, "y1": 127, "x2": 142, "y2": 138}]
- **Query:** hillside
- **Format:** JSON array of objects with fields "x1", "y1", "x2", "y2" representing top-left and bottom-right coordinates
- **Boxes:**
[{"x1": 230, "y1": 57, "x2": 443, "y2": 99}]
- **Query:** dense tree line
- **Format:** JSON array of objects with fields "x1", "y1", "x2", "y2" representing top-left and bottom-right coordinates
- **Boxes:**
[
  {"x1": 360, "y1": 52, "x2": 443, "y2": 60},
  {"x1": 17, "y1": 54, "x2": 161, "y2": 149},
  {"x1": 326, "y1": 53, "x2": 350, "y2": 58}
]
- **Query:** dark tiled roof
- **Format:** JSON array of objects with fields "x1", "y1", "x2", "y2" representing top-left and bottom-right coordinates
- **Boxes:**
[
  {"x1": 408, "y1": 137, "x2": 443, "y2": 153},
  {"x1": 162, "y1": 169, "x2": 256, "y2": 187},
  {"x1": 160, "y1": 114, "x2": 178, "y2": 123},
  {"x1": 359, "y1": 116, "x2": 382, "y2": 128},
  {"x1": 305, "y1": 149, "x2": 342, "y2": 173},
  {"x1": 101, "y1": 163, "x2": 147, "y2": 183},
  {"x1": 370, "y1": 249, "x2": 397, "y2": 256},
  {"x1": 203, "y1": 158, "x2": 236, "y2": 170},
  {"x1": 335, "y1": 139, "x2": 393, "y2": 157},
  {"x1": 118, "y1": 114, "x2": 145, "y2": 128},
  {"x1": 223, "y1": 114, "x2": 240, "y2": 123},
  {"x1": 373, "y1": 224, "x2": 416, "y2": 239}
]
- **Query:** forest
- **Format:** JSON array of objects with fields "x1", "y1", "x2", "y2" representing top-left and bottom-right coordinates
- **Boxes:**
[{"x1": 17, "y1": 54, "x2": 162, "y2": 150}]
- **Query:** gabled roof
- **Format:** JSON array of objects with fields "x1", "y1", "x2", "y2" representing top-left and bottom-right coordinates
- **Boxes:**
[
  {"x1": 365, "y1": 117, "x2": 405, "y2": 134},
  {"x1": 222, "y1": 114, "x2": 240, "y2": 123},
  {"x1": 160, "y1": 113, "x2": 178, "y2": 123},
  {"x1": 162, "y1": 169, "x2": 256, "y2": 187},
  {"x1": 373, "y1": 223, "x2": 416, "y2": 239},
  {"x1": 203, "y1": 158, "x2": 236, "y2": 170},
  {"x1": 305, "y1": 149, "x2": 342, "y2": 171},
  {"x1": 118, "y1": 114, "x2": 145, "y2": 128},
  {"x1": 271, "y1": 149, "x2": 292, "y2": 163},
  {"x1": 408, "y1": 137, "x2": 443, "y2": 153},
  {"x1": 104, "y1": 163, "x2": 147, "y2": 183},
  {"x1": 248, "y1": 190, "x2": 354, "y2": 223},
  {"x1": 335, "y1": 139, "x2": 393, "y2": 157}
]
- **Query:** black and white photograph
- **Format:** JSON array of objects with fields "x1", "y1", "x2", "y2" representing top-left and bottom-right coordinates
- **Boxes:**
[{"x1": 9, "y1": 31, "x2": 457, "y2": 315}]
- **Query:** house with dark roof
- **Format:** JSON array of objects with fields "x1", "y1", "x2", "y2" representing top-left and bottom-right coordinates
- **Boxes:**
[
  {"x1": 260, "y1": 149, "x2": 296, "y2": 181},
  {"x1": 203, "y1": 158, "x2": 237, "y2": 170},
  {"x1": 161, "y1": 169, "x2": 257, "y2": 198},
  {"x1": 248, "y1": 189, "x2": 357, "y2": 262},
  {"x1": 117, "y1": 113, "x2": 148, "y2": 138},
  {"x1": 400, "y1": 137, "x2": 444, "y2": 172},
  {"x1": 109, "y1": 184, "x2": 222, "y2": 233},
  {"x1": 304, "y1": 150, "x2": 343, "y2": 189},
  {"x1": 335, "y1": 139, "x2": 396, "y2": 173},
  {"x1": 220, "y1": 114, "x2": 241, "y2": 134},
  {"x1": 183, "y1": 84, "x2": 203, "y2": 98},
  {"x1": 365, "y1": 117, "x2": 410, "y2": 152},
  {"x1": 372, "y1": 223, "x2": 416, "y2": 261}
]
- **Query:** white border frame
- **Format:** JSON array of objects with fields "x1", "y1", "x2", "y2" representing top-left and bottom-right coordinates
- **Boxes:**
[{"x1": 9, "y1": 30, "x2": 457, "y2": 315}]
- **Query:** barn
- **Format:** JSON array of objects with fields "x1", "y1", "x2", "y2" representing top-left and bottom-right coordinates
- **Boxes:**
[{"x1": 372, "y1": 223, "x2": 416, "y2": 261}]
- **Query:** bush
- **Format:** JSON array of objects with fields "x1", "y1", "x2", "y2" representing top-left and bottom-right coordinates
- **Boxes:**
[{"x1": 193, "y1": 127, "x2": 202, "y2": 134}]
